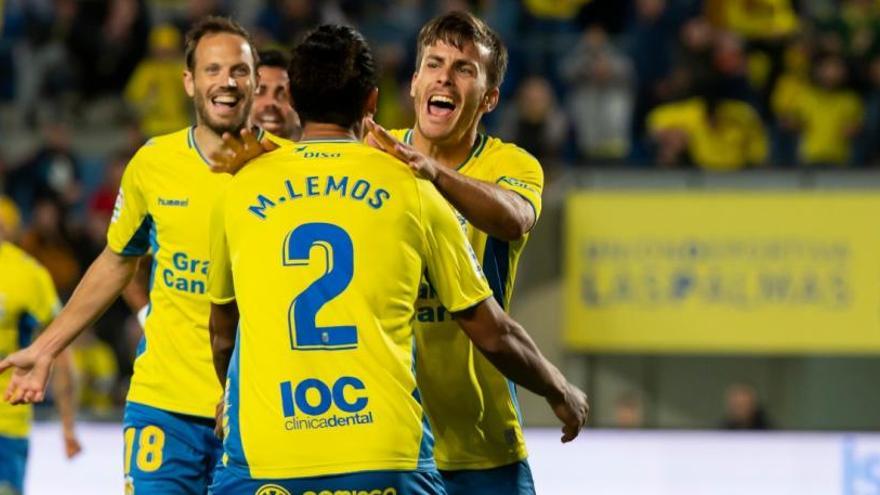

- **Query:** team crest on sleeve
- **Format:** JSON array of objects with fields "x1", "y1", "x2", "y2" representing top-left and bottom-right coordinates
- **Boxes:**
[
  {"x1": 255, "y1": 484, "x2": 291, "y2": 495},
  {"x1": 111, "y1": 189, "x2": 124, "y2": 223}
]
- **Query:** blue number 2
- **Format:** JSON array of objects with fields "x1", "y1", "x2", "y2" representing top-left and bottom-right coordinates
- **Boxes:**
[{"x1": 283, "y1": 222, "x2": 357, "y2": 350}]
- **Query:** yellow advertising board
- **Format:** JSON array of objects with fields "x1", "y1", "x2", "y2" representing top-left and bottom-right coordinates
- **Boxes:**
[{"x1": 564, "y1": 192, "x2": 880, "y2": 354}]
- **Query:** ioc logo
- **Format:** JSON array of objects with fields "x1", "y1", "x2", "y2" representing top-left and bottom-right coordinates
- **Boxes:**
[{"x1": 281, "y1": 376, "x2": 368, "y2": 417}]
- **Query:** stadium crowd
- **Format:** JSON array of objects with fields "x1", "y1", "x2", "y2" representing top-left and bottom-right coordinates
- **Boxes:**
[{"x1": 0, "y1": 0, "x2": 871, "y2": 414}]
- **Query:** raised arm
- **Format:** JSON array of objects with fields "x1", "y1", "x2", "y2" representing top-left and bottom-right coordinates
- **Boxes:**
[
  {"x1": 367, "y1": 119, "x2": 537, "y2": 241},
  {"x1": 0, "y1": 247, "x2": 138, "y2": 404},
  {"x1": 453, "y1": 298, "x2": 589, "y2": 442}
]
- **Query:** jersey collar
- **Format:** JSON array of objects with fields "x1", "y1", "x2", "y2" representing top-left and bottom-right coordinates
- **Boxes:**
[
  {"x1": 403, "y1": 129, "x2": 486, "y2": 170},
  {"x1": 187, "y1": 126, "x2": 265, "y2": 166}
]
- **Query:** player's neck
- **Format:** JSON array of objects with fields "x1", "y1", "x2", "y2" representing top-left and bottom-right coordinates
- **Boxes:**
[
  {"x1": 411, "y1": 125, "x2": 480, "y2": 169},
  {"x1": 192, "y1": 125, "x2": 227, "y2": 164},
  {"x1": 300, "y1": 122, "x2": 359, "y2": 142}
]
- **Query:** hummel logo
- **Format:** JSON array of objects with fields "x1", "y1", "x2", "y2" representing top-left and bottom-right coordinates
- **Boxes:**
[{"x1": 158, "y1": 197, "x2": 189, "y2": 207}]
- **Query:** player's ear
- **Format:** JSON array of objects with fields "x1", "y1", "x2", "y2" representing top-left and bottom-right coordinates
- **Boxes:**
[
  {"x1": 364, "y1": 87, "x2": 379, "y2": 118},
  {"x1": 409, "y1": 71, "x2": 418, "y2": 99},
  {"x1": 183, "y1": 70, "x2": 195, "y2": 98},
  {"x1": 481, "y1": 87, "x2": 500, "y2": 114}
]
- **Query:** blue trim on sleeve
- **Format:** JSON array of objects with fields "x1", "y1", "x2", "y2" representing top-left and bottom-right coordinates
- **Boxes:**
[
  {"x1": 482, "y1": 237, "x2": 510, "y2": 309},
  {"x1": 17, "y1": 312, "x2": 40, "y2": 349},
  {"x1": 121, "y1": 214, "x2": 154, "y2": 256},
  {"x1": 482, "y1": 238, "x2": 524, "y2": 423}
]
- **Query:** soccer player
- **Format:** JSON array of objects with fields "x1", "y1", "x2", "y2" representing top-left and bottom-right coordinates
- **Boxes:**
[
  {"x1": 365, "y1": 11, "x2": 551, "y2": 494},
  {"x1": 0, "y1": 17, "x2": 271, "y2": 494},
  {"x1": 207, "y1": 24, "x2": 587, "y2": 495},
  {"x1": 252, "y1": 49, "x2": 301, "y2": 141},
  {"x1": 0, "y1": 197, "x2": 81, "y2": 495}
]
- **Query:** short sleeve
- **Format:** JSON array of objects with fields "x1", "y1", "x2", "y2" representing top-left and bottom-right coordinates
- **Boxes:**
[
  {"x1": 207, "y1": 186, "x2": 236, "y2": 304},
  {"x1": 28, "y1": 263, "x2": 61, "y2": 327},
  {"x1": 493, "y1": 148, "x2": 544, "y2": 225},
  {"x1": 418, "y1": 179, "x2": 493, "y2": 313},
  {"x1": 107, "y1": 148, "x2": 153, "y2": 256}
]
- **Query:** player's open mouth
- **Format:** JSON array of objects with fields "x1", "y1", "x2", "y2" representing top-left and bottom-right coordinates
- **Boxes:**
[
  {"x1": 427, "y1": 94, "x2": 457, "y2": 118},
  {"x1": 211, "y1": 93, "x2": 242, "y2": 115}
]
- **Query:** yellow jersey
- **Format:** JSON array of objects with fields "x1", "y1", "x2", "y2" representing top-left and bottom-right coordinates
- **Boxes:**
[
  {"x1": 107, "y1": 126, "x2": 284, "y2": 418},
  {"x1": 794, "y1": 86, "x2": 863, "y2": 165},
  {"x1": 0, "y1": 242, "x2": 60, "y2": 438},
  {"x1": 207, "y1": 139, "x2": 493, "y2": 479},
  {"x1": 392, "y1": 129, "x2": 544, "y2": 470}
]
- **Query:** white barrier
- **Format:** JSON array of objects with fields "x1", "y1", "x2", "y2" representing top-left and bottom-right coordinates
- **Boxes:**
[{"x1": 24, "y1": 423, "x2": 880, "y2": 494}]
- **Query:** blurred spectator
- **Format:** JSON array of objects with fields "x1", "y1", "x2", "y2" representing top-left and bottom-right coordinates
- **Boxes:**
[
  {"x1": 722, "y1": 382, "x2": 773, "y2": 430},
  {"x1": 173, "y1": 0, "x2": 228, "y2": 36},
  {"x1": 374, "y1": 43, "x2": 413, "y2": 132},
  {"x1": 497, "y1": 76, "x2": 568, "y2": 163},
  {"x1": 0, "y1": 196, "x2": 22, "y2": 243},
  {"x1": 88, "y1": 151, "x2": 127, "y2": 219},
  {"x1": 73, "y1": 328, "x2": 119, "y2": 417},
  {"x1": 709, "y1": 0, "x2": 799, "y2": 42},
  {"x1": 7, "y1": 123, "x2": 83, "y2": 216},
  {"x1": 613, "y1": 392, "x2": 645, "y2": 429},
  {"x1": 13, "y1": 0, "x2": 78, "y2": 127},
  {"x1": 252, "y1": 49, "x2": 302, "y2": 141},
  {"x1": 781, "y1": 54, "x2": 863, "y2": 166},
  {"x1": 647, "y1": 91, "x2": 767, "y2": 171},
  {"x1": 65, "y1": 0, "x2": 150, "y2": 101},
  {"x1": 769, "y1": 37, "x2": 811, "y2": 164},
  {"x1": 255, "y1": 0, "x2": 323, "y2": 47},
  {"x1": 19, "y1": 198, "x2": 81, "y2": 297},
  {"x1": 124, "y1": 24, "x2": 189, "y2": 138},
  {"x1": 561, "y1": 25, "x2": 633, "y2": 161},
  {"x1": 519, "y1": 0, "x2": 588, "y2": 90}
]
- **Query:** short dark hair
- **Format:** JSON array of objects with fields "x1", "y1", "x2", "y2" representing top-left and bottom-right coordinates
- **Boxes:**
[
  {"x1": 416, "y1": 11, "x2": 508, "y2": 89},
  {"x1": 184, "y1": 16, "x2": 258, "y2": 71},
  {"x1": 257, "y1": 49, "x2": 290, "y2": 71},
  {"x1": 289, "y1": 25, "x2": 377, "y2": 128}
]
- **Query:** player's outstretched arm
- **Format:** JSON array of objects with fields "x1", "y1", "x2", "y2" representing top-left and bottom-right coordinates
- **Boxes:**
[
  {"x1": 0, "y1": 247, "x2": 138, "y2": 404},
  {"x1": 453, "y1": 299, "x2": 589, "y2": 442},
  {"x1": 52, "y1": 348, "x2": 82, "y2": 459},
  {"x1": 367, "y1": 119, "x2": 534, "y2": 241}
]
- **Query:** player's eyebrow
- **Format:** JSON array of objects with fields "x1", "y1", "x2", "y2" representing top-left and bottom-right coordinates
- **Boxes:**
[{"x1": 425, "y1": 54, "x2": 445, "y2": 65}]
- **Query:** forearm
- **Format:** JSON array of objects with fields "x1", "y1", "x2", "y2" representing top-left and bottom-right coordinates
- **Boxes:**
[
  {"x1": 478, "y1": 318, "x2": 567, "y2": 402},
  {"x1": 456, "y1": 301, "x2": 567, "y2": 402},
  {"x1": 433, "y1": 167, "x2": 532, "y2": 241},
  {"x1": 210, "y1": 302, "x2": 239, "y2": 387},
  {"x1": 51, "y1": 349, "x2": 77, "y2": 437},
  {"x1": 33, "y1": 247, "x2": 137, "y2": 357}
]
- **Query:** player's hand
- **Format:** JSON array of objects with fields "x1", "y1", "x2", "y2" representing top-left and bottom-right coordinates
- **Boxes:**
[
  {"x1": 0, "y1": 347, "x2": 55, "y2": 405},
  {"x1": 209, "y1": 128, "x2": 278, "y2": 176},
  {"x1": 548, "y1": 383, "x2": 589, "y2": 443},
  {"x1": 64, "y1": 431, "x2": 83, "y2": 459},
  {"x1": 365, "y1": 118, "x2": 440, "y2": 182},
  {"x1": 214, "y1": 396, "x2": 225, "y2": 440}
]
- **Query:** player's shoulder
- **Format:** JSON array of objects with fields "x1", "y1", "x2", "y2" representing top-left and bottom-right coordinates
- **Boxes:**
[
  {"x1": 128, "y1": 127, "x2": 191, "y2": 165},
  {"x1": 478, "y1": 134, "x2": 542, "y2": 172}
]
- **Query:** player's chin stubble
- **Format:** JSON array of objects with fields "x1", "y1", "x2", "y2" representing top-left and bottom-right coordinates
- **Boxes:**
[{"x1": 194, "y1": 91, "x2": 253, "y2": 137}]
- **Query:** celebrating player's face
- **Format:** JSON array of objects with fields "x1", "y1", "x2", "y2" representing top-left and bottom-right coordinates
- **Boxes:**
[
  {"x1": 410, "y1": 40, "x2": 496, "y2": 145},
  {"x1": 252, "y1": 65, "x2": 299, "y2": 139},
  {"x1": 185, "y1": 33, "x2": 256, "y2": 136}
]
